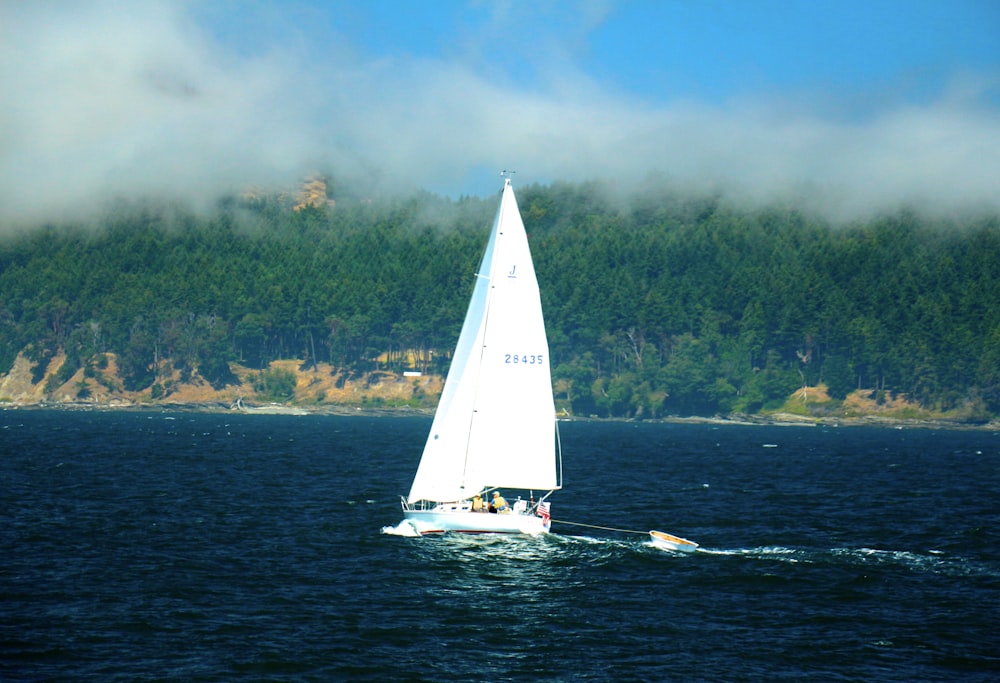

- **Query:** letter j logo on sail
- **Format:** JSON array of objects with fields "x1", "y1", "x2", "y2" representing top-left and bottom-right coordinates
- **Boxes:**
[{"x1": 508, "y1": 264, "x2": 517, "y2": 278}]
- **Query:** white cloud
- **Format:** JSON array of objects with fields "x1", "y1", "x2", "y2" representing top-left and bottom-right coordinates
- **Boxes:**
[
  {"x1": 0, "y1": 0, "x2": 318, "y2": 225},
  {"x1": 1, "y1": 0, "x2": 998, "y2": 228}
]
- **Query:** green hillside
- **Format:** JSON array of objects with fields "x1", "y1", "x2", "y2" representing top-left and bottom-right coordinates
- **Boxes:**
[{"x1": 1, "y1": 181, "x2": 998, "y2": 420}]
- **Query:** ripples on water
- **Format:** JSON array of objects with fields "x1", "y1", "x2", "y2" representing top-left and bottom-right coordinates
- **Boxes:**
[{"x1": 2, "y1": 410, "x2": 998, "y2": 681}]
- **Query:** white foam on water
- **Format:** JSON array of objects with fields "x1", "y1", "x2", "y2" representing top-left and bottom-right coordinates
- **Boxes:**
[
  {"x1": 831, "y1": 546, "x2": 999, "y2": 577},
  {"x1": 697, "y1": 545, "x2": 1000, "y2": 577},
  {"x1": 381, "y1": 520, "x2": 421, "y2": 537}
]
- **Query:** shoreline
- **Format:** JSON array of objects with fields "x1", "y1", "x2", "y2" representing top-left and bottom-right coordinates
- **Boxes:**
[{"x1": 4, "y1": 400, "x2": 998, "y2": 431}]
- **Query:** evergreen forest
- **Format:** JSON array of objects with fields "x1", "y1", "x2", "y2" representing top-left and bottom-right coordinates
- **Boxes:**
[{"x1": 1, "y1": 181, "x2": 998, "y2": 419}]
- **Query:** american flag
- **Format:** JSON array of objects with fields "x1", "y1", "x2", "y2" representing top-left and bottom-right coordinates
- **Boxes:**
[{"x1": 537, "y1": 501, "x2": 551, "y2": 522}]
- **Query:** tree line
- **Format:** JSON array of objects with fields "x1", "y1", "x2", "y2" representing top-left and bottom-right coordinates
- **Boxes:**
[{"x1": 1, "y1": 181, "x2": 998, "y2": 419}]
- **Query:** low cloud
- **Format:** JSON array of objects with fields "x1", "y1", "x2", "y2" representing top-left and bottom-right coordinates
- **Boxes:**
[{"x1": 2, "y1": 1, "x2": 998, "y2": 228}]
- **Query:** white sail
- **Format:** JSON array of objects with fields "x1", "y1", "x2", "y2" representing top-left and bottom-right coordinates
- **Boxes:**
[{"x1": 407, "y1": 179, "x2": 559, "y2": 504}]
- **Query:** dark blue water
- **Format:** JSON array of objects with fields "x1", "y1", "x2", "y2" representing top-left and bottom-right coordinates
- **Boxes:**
[{"x1": 2, "y1": 410, "x2": 998, "y2": 681}]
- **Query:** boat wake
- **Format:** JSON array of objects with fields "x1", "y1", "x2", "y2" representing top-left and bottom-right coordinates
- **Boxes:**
[
  {"x1": 553, "y1": 538, "x2": 999, "y2": 577},
  {"x1": 830, "y1": 546, "x2": 999, "y2": 577},
  {"x1": 381, "y1": 525, "x2": 998, "y2": 578},
  {"x1": 693, "y1": 545, "x2": 999, "y2": 577}
]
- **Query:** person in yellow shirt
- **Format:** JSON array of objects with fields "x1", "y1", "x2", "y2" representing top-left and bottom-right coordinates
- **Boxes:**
[
  {"x1": 471, "y1": 494, "x2": 485, "y2": 512},
  {"x1": 492, "y1": 491, "x2": 509, "y2": 513}
]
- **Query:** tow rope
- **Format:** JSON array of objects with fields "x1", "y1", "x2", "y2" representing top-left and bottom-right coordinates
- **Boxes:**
[{"x1": 550, "y1": 519, "x2": 649, "y2": 536}]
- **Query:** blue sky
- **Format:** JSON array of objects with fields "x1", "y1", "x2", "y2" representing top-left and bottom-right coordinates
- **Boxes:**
[
  {"x1": 2, "y1": 0, "x2": 999, "y2": 225},
  {"x1": 302, "y1": 1, "x2": 998, "y2": 106}
]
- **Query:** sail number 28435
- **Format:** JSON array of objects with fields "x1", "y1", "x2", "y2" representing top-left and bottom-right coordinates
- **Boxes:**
[{"x1": 504, "y1": 353, "x2": 544, "y2": 365}]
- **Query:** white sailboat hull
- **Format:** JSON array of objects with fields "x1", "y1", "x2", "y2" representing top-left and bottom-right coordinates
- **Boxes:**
[
  {"x1": 403, "y1": 501, "x2": 550, "y2": 535},
  {"x1": 404, "y1": 510, "x2": 549, "y2": 535}
]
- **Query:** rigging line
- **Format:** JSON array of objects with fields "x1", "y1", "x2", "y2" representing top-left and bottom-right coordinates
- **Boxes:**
[{"x1": 550, "y1": 519, "x2": 649, "y2": 535}]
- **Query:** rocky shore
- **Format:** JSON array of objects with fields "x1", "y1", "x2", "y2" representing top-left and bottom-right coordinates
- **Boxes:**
[
  {"x1": 3, "y1": 399, "x2": 996, "y2": 431},
  {"x1": 2, "y1": 351, "x2": 996, "y2": 430}
]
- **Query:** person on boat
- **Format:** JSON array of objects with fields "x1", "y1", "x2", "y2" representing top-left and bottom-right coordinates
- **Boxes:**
[
  {"x1": 471, "y1": 494, "x2": 485, "y2": 512},
  {"x1": 492, "y1": 491, "x2": 510, "y2": 513}
]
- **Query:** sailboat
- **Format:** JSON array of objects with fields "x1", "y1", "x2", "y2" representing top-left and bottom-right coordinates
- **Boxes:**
[{"x1": 400, "y1": 176, "x2": 561, "y2": 535}]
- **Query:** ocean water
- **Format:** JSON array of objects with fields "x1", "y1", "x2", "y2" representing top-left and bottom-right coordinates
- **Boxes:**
[{"x1": 1, "y1": 409, "x2": 998, "y2": 682}]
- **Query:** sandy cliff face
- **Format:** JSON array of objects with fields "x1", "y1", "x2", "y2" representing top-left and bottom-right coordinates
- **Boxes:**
[
  {"x1": 0, "y1": 352, "x2": 441, "y2": 409},
  {"x1": 0, "y1": 353, "x2": 45, "y2": 403},
  {"x1": 293, "y1": 176, "x2": 335, "y2": 211}
]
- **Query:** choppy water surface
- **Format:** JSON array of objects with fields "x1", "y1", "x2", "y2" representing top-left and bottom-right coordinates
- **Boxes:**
[{"x1": 2, "y1": 410, "x2": 998, "y2": 681}]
